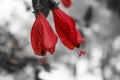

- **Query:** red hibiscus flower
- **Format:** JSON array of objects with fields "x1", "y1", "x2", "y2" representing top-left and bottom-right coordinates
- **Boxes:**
[
  {"x1": 48, "y1": 0, "x2": 85, "y2": 50},
  {"x1": 31, "y1": 12, "x2": 58, "y2": 56},
  {"x1": 61, "y1": 0, "x2": 72, "y2": 8},
  {"x1": 52, "y1": 9, "x2": 85, "y2": 50}
]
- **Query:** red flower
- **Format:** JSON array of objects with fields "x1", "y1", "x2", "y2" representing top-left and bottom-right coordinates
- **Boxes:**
[
  {"x1": 61, "y1": 0, "x2": 72, "y2": 8},
  {"x1": 30, "y1": 12, "x2": 58, "y2": 56},
  {"x1": 51, "y1": 8, "x2": 85, "y2": 50}
]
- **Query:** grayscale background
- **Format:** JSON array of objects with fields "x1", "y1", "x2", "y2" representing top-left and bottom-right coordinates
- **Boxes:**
[{"x1": 0, "y1": 0, "x2": 120, "y2": 80}]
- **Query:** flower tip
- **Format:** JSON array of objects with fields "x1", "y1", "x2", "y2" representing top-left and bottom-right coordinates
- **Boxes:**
[
  {"x1": 76, "y1": 44, "x2": 80, "y2": 48},
  {"x1": 81, "y1": 38, "x2": 86, "y2": 42}
]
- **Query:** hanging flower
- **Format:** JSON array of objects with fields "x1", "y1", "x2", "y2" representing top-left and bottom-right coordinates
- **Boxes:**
[
  {"x1": 31, "y1": 12, "x2": 58, "y2": 56},
  {"x1": 48, "y1": 0, "x2": 85, "y2": 50},
  {"x1": 61, "y1": 0, "x2": 72, "y2": 8}
]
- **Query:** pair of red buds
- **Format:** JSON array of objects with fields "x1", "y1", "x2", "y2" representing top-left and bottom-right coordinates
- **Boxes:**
[{"x1": 30, "y1": 0, "x2": 85, "y2": 56}]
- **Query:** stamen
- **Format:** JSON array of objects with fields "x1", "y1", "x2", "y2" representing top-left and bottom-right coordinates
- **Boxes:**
[
  {"x1": 39, "y1": 56, "x2": 47, "y2": 63},
  {"x1": 78, "y1": 49, "x2": 86, "y2": 57}
]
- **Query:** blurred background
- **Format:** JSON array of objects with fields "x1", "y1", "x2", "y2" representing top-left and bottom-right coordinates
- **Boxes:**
[{"x1": 0, "y1": 0, "x2": 120, "y2": 80}]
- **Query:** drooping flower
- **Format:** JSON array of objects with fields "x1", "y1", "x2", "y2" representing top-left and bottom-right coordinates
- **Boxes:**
[
  {"x1": 48, "y1": 0, "x2": 85, "y2": 50},
  {"x1": 30, "y1": 12, "x2": 58, "y2": 56},
  {"x1": 61, "y1": 0, "x2": 72, "y2": 8}
]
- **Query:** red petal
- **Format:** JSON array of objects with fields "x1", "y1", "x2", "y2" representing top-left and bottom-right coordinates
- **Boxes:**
[
  {"x1": 31, "y1": 12, "x2": 58, "y2": 56},
  {"x1": 31, "y1": 14, "x2": 43, "y2": 56},
  {"x1": 76, "y1": 30, "x2": 85, "y2": 44},
  {"x1": 48, "y1": 46, "x2": 55, "y2": 55},
  {"x1": 56, "y1": 24, "x2": 75, "y2": 50},
  {"x1": 52, "y1": 9, "x2": 77, "y2": 49},
  {"x1": 61, "y1": 0, "x2": 72, "y2": 8},
  {"x1": 37, "y1": 12, "x2": 58, "y2": 49}
]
